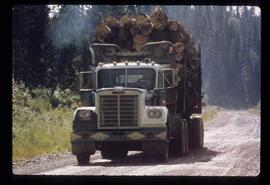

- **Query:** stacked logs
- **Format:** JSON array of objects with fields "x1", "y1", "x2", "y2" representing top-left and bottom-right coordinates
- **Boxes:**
[
  {"x1": 94, "y1": 9, "x2": 202, "y2": 114},
  {"x1": 95, "y1": 9, "x2": 188, "y2": 57}
]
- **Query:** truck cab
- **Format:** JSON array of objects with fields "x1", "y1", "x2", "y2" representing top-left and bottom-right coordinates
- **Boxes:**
[{"x1": 71, "y1": 41, "x2": 203, "y2": 164}]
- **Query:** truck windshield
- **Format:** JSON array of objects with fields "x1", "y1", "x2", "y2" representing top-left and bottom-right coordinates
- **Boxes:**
[{"x1": 98, "y1": 68, "x2": 156, "y2": 90}]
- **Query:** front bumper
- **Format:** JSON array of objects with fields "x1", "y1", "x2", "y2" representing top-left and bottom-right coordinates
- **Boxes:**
[
  {"x1": 71, "y1": 127, "x2": 167, "y2": 143},
  {"x1": 71, "y1": 127, "x2": 167, "y2": 155}
]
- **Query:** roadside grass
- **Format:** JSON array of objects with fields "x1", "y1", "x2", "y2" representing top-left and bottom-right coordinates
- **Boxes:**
[
  {"x1": 12, "y1": 80, "x2": 220, "y2": 161},
  {"x1": 12, "y1": 80, "x2": 78, "y2": 161},
  {"x1": 202, "y1": 106, "x2": 219, "y2": 123},
  {"x1": 12, "y1": 107, "x2": 73, "y2": 161},
  {"x1": 12, "y1": 109, "x2": 72, "y2": 160}
]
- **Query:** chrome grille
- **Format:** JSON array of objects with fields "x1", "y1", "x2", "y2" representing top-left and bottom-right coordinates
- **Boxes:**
[{"x1": 99, "y1": 95, "x2": 138, "y2": 128}]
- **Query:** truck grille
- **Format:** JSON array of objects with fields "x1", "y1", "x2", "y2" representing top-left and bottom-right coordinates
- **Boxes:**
[{"x1": 99, "y1": 95, "x2": 138, "y2": 128}]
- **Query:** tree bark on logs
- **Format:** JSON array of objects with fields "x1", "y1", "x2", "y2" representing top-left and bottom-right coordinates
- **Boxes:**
[
  {"x1": 94, "y1": 10, "x2": 200, "y2": 67},
  {"x1": 120, "y1": 15, "x2": 132, "y2": 28},
  {"x1": 168, "y1": 31, "x2": 184, "y2": 43},
  {"x1": 129, "y1": 19, "x2": 141, "y2": 36},
  {"x1": 94, "y1": 10, "x2": 200, "y2": 74},
  {"x1": 134, "y1": 14, "x2": 150, "y2": 24},
  {"x1": 141, "y1": 22, "x2": 153, "y2": 36},
  {"x1": 150, "y1": 9, "x2": 168, "y2": 30},
  {"x1": 104, "y1": 16, "x2": 120, "y2": 29},
  {"x1": 168, "y1": 20, "x2": 185, "y2": 32},
  {"x1": 95, "y1": 23, "x2": 111, "y2": 41}
]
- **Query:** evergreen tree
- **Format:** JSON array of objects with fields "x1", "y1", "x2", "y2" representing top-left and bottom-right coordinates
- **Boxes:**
[
  {"x1": 13, "y1": 5, "x2": 49, "y2": 88},
  {"x1": 12, "y1": 5, "x2": 261, "y2": 108},
  {"x1": 165, "y1": 5, "x2": 260, "y2": 108}
]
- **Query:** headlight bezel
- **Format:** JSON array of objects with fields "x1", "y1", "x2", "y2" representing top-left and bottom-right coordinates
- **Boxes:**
[
  {"x1": 147, "y1": 109, "x2": 162, "y2": 119},
  {"x1": 77, "y1": 110, "x2": 91, "y2": 120}
]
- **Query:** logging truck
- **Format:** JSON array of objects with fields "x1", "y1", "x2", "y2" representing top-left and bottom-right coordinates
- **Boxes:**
[{"x1": 71, "y1": 41, "x2": 204, "y2": 164}]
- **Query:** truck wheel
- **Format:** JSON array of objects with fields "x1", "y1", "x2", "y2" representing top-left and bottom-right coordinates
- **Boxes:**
[
  {"x1": 158, "y1": 143, "x2": 168, "y2": 163},
  {"x1": 178, "y1": 119, "x2": 188, "y2": 156},
  {"x1": 169, "y1": 119, "x2": 188, "y2": 156},
  {"x1": 183, "y1": 119, "x2": 189, "y2": 154},
  {"x1": 188, "y1": 117, "x2": 204, "y2": 149},
  {"x1": 200, "y1": 120, "x2": 204, "y2": 147},
  {"x1": 76, "y1": 154, "x2": 90, "y2": 165}
]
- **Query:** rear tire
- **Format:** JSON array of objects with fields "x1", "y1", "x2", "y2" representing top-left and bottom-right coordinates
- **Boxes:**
[
  {"x1": 183, "y1": 119, "x2": 189, "y2": 154},
  {"x1": 76, "y1": 154, "x2": 90, "y2": 165},
  {"x1": 169, "y1": 119, "x2": 189, "y2": 156},
  {"x1": 188, "y1": 117, "x2": 204, "y2": 149}
]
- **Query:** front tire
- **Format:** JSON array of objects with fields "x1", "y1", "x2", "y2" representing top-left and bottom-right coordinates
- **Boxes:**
[
  {"x1": 76, "y1": 154, "x2": 90, "y2": 165},
  {"x1": 158, "y1": 143, "x2": 168, "y2": 163}
]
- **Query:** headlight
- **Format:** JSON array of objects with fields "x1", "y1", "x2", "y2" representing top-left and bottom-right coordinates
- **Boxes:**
[
  {"x1": 147, "y1": 109, "x2": 162, "y2": 118},
  {"x1": 77, "y1": 110, "x2": 91, "y2": 120}
]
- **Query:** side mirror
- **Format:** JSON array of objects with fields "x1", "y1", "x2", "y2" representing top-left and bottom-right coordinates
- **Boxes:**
[{"x1": 80, "y1": 89, "x2": 95, "y2": 106}]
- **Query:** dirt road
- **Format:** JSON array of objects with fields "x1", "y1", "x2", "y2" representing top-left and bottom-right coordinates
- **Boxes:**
[{"x1": 13, "y1": 109, "x2": 260, "y2": 176}]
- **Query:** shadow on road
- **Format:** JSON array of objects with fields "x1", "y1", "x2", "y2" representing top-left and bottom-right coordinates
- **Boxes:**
[
  {"x1": 177, "y1": 147, "x2": 220, "y2": 164},
  {"x1": 85, "y1": 147, "x2": 220, "y2": 167}
]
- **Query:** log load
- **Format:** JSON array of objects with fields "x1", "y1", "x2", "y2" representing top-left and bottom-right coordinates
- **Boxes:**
[
  {"x1": 95, "y1": 23, "x2": 111, "y2": 42},
  {"x1": 104, "y1": 16, "x2": 120, "y2": 28},
  {"x1": 150, "y1": 9, "x2": 168, "y2": 30},
  {"x1": 120, "y1": 15, "x2": 132, "y2": 28},
  {"x1": 94, "y1": 10, "x2": 192, "y2": 54},
  {"x1": 132, "y1": 34, "x2": 149, "y2": 51}
]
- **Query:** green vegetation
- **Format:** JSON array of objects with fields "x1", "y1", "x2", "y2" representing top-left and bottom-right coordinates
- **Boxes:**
[
  {"x1": 12, "y1": 79, "x2": 219, "y2": 161},
  {"x1": 12, "y1": 80, "x2": 79, "y2": 161}
]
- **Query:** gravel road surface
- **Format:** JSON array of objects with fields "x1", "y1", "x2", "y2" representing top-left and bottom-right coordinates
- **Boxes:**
[{"x1": 13, "y1": 109, "x2": 260, "y2": 176}]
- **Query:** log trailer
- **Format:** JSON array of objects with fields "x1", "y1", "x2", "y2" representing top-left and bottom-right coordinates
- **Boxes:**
[{"x1": 71, "y1": 41, "x2": 204, "y2": 164}]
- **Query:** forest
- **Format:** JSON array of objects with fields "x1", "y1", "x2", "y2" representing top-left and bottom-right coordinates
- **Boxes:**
[{"x1": 12, "y1": 5, "x2": 261, "y2": 108}]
